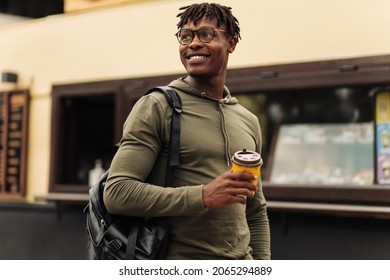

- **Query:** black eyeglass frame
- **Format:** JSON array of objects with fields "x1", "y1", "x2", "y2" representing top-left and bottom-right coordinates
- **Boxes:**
[{"x1": 175, "y1": 26, "x2": 228, "y2": 45}]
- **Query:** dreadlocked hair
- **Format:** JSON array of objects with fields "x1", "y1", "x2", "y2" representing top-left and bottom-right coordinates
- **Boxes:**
[{"x1": 176, "y1": 2, "x2": 241, "y2": 41}]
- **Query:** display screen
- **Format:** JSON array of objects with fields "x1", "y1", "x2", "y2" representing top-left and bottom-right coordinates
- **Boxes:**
[{"x1": 270, "y1": 123, "x2": 374, "y2": 185}]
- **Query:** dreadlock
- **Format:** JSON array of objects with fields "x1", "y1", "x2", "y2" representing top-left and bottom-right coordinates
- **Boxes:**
[{"x1": 176, "y1": 2, "x2": 241, "y2": 41}]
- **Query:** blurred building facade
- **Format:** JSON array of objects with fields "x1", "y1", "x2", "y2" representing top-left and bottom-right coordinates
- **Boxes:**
[{"x1": 1, "y1": 0, "x2": 390, "y2": 259}]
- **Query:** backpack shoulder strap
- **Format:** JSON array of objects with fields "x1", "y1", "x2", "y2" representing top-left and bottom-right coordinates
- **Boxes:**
[
  {"x1": 147, "y1": 86, "x2": 182, "y2": 114},
  {"x1": 145, "y1": 86, "x2": 182, "y2": 186}
]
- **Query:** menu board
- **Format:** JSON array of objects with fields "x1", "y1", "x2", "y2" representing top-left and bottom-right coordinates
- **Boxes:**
[
  {"x1": 0, "y1": 90, "x2": 29, "y2": 196},
  {"x1": 269, "y1": 123, "x2": 374, "y2": 186}
]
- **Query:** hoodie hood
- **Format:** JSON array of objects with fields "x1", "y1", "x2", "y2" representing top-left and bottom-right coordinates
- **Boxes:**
[{"x1": 168, "y1": 77, "x2": 239, "y2": 105}]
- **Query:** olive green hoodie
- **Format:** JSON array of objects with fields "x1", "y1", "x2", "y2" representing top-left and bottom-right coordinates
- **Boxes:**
[{"x1": 104, "y1": 78, "x2": 271, "y2": 260}]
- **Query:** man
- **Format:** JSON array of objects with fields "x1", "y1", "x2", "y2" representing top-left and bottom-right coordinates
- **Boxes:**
[{"x1": 104, "y1": 2, "x2": 271, "y2": 260}]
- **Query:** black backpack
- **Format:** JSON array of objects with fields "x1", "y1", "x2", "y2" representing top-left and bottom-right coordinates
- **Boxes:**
[{"x1": 85, "y1": 86, "x2": 181, "y2": 260}]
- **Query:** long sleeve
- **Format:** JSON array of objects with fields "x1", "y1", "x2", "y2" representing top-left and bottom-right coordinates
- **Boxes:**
[
  {"x1": 246, "y1": 184, "x2": 271, "y2": 260},
  {"x1": 245, "y1": 120, "x2": 271, "y2": 260},
  {"x1": 103, "y1": 93, "x2": 206, "y2": 217}
]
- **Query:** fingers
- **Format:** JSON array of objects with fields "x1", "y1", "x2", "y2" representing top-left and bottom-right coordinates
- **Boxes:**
[
  {"x1": 228, "y1": 186, "x2": 256, "y2": 199},
  {"x1": 202, "y1": 170, "x2": 259, "y2": 208},
  {"x1": 227, "y1": 170, "x2": 258, "y2": 195},
  {"x1": 227, "y1": 175, "x2": 257, "y2": 193},
  {"x1": 229, "y1": 170, "x2": 257, "y2": 182},
  {"x1": 232, "y1": 195, "x2": 248, "y2": 205},
  {"x1": 221, "y1": 191, "x2": 250, "y2": 205}
]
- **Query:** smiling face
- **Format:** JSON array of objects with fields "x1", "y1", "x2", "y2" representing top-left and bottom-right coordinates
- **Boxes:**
[{"x1": 178, "y1": 17, "x2": 237, "y2": 81}]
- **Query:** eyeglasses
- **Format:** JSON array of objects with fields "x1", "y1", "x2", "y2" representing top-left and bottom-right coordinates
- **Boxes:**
[{"x1": 175, "y1": 26, "x2": 227, "y2": 45}]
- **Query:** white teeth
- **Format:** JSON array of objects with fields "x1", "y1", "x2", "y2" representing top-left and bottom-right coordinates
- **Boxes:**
[{"x1": 189, "y1": 55, "x2": 206, "y2": 60}]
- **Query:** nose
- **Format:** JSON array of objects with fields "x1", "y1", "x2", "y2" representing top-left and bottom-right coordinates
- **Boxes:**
[{"x1": 189, "y1": 33, "x2": 204, "y2": 48}]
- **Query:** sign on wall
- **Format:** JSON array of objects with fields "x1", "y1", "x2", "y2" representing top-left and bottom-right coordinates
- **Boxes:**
[{"x1": 0, "y1": 90, "x2": 29, "y2": 197}]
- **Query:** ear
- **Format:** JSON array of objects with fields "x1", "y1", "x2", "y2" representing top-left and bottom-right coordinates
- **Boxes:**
[{"x1": 227, "y1": 36, "x2": 238, "y2": 53}]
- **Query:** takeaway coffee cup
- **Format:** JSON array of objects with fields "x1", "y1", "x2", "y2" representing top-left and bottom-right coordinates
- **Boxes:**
[{"x1": 231, "y1": 149, "x2": 263, "y2": 196}]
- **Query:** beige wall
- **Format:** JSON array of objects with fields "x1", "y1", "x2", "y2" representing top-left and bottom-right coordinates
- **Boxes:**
[{"x1": 0, "y1": 0, "x2": 389, "y2": 201}]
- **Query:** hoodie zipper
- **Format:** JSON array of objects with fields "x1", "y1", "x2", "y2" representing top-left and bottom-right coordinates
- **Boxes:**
[{"x1": 201, "y1": 92, "x2": 232, "y2": 167}]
